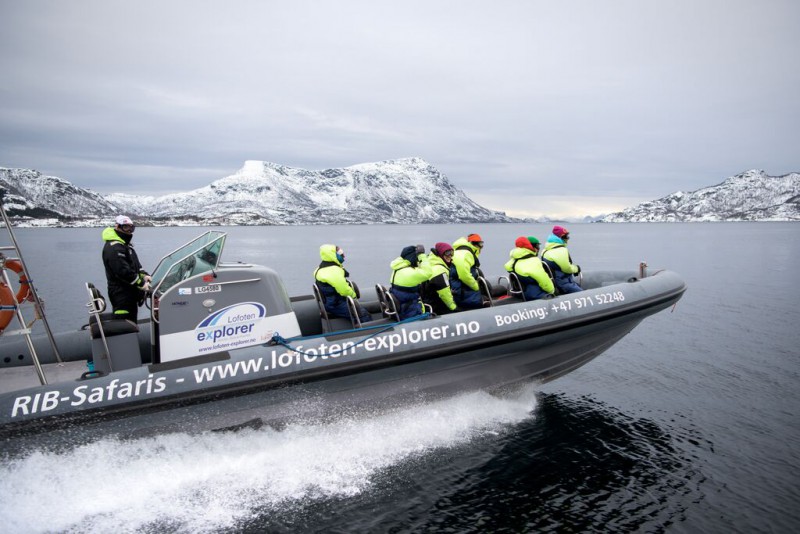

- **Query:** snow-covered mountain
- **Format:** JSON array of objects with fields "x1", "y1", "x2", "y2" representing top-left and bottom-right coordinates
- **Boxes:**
[
  {"x1": 104, "y1": 158, "x2": 516, "y2": 225},
  {"x1": 4, "y1": 163, "x2": 797, "y2": 225},
  {"x1": 601, "y1": 170, "x2": 800, "y2": 222},
  {"x1": 1, "y1": 158, "x2": 515, "y2": 225},
  {"x1": 0, "y1": 167, "x2": 119, "y2": 219}
]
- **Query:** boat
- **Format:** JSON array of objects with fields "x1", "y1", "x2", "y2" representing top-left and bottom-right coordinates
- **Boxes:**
[{"x1": 0, "y1": 222, "x2": 686, "y2": 452}]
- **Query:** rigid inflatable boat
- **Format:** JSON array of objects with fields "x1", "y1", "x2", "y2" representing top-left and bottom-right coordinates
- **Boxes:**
[{"x1": 0, "y1": 229, "x2": 686, "y2": 451}]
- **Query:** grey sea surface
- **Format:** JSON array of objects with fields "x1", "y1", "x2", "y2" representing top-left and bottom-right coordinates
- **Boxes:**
[{"x1": 0, "y1": 222, "x2": 798, "y2": 533}]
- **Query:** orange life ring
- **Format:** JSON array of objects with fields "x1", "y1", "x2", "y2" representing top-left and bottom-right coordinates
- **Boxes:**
[
  {"x1": 0, "y1": 260, "x2": 31, "y2": 332},
  {"x1": 0, "y1": 282, "x2": 16, "y2": 331},
  {"x1": 5, "y1": 260, "x2": 32, "y2": 303}
]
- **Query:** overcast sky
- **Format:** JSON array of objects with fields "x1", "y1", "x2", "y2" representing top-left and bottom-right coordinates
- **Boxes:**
[{"x1": 1, "y1": 0, "x2": 798, "y2": 218}]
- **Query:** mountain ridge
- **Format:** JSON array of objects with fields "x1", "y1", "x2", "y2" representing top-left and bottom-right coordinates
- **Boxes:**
[
  {"x1": 1, "y1": 164, "x2": 798, "y2": 226},
  {"x1": 1, "y1": 158, "x2": 519, "y2": 226},
  {"x1": 601, "y1": 170, "x2": 800, "y2": 222}
]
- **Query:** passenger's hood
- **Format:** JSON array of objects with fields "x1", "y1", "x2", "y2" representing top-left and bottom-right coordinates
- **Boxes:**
[
  {"x1": 319, "y1": 244, "x2": 342, "y2": 265},
  {"x1": 509, "y1": 247, "x2": 538, "y2": 259}
]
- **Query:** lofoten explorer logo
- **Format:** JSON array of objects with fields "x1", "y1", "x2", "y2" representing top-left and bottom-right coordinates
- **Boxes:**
[{"x1": 195, "y1": 302, "x2": 266, "y2": 348}]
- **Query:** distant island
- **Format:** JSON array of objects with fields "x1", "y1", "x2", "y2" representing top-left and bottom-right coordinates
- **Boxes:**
[{"x1": 601, "y1": 169, "x2": 799, "y2": 222}]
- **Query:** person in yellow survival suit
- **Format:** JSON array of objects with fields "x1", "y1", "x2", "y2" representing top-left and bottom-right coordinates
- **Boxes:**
[
  {"x1": 422, "y1": 242, "x2": 459, "y2": 315},
  {"x1": 314, "y1": 244, "x2": 371, "y2": 323},
  {"x1": 451, "y1": 233, "x2": 485, "y2": 309},
  {"x1": 389, "y1": 244, "x2": 432, "y2": 319},
  {"x1": 542, "y1": 225, "x2": 583, "y2": 294},
  {"x1": 504, "y1": 236, "x2": 555, "y2": 300},
  {"x1": 101, "y1": 215, "x2": 151, "y2": 321}
]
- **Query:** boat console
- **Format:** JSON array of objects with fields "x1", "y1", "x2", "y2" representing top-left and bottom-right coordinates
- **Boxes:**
[{"x1": 148, "y1": 231, "x2": 301, "y2": 364}]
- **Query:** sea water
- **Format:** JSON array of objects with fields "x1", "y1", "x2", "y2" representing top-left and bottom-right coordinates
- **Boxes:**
[{"x1": 0, "y1": 222, "x2": 798, "y2": 532}]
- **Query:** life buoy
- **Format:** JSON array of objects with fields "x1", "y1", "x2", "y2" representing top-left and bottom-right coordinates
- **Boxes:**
[
  {"x1": 0, "y1": 283, "x2": 16, "y2": 331},
  {"x1": 0, "y1": 260, "x2": 31, "y2": 332},
  {"x1": 5, "y1": 260, "x2": 31, "y2": 303}
]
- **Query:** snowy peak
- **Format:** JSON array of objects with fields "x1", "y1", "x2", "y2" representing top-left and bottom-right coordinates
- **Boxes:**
[{"x1": 602, "y1": 170, "x2": 800, "y2": 222}]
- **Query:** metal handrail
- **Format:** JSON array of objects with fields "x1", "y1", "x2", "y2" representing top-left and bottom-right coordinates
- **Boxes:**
[{"x1": 0, "y1": 193, "x2": 64, "y2": 385}]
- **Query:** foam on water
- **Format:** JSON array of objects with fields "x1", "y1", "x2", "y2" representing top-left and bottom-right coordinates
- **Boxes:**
[{"x1": 0, "y1": 386, "x2": 538, "y2": 533}]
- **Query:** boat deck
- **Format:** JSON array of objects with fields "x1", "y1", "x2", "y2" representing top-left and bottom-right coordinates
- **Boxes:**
[{"x1": 0, "y1": 362, "x2": 86, "y2": 394}]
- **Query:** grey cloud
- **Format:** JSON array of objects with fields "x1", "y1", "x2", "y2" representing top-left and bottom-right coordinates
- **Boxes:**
[{"x1": 1, "y1": 0, "x2": 798, "y2": 214}]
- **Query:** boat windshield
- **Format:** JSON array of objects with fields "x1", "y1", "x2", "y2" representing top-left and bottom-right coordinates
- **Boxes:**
[{"x1": 150, "y1": 231, "x2": 227, "y2": 296}]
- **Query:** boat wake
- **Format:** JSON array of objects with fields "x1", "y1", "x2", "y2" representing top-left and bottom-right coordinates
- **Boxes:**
[{"x1": 0, "y1": 385, "x2": 539, "y2": 533}]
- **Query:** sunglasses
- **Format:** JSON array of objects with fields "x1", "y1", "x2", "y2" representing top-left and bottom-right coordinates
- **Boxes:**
[{"x1": 443, "y1": 250, "x2": 454, "y2": 257}]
